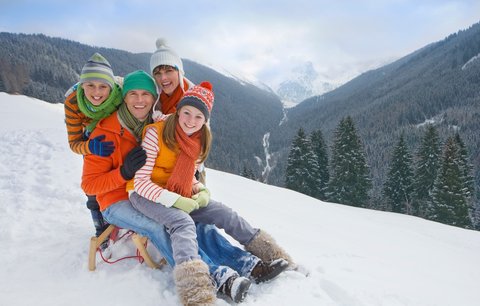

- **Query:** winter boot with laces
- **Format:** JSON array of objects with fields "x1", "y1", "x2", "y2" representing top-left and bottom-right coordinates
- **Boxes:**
[
  {"x1": 249, "y1": 259, "x2": 289, "y2": 284},
  {"x1": 218, "y1": 275, "x2": 251, "y2": 303}
]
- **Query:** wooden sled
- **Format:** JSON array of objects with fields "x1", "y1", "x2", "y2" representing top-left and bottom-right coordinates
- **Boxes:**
[{"x1": 88, "y1": 224, "x2": 166, "y2": 271}]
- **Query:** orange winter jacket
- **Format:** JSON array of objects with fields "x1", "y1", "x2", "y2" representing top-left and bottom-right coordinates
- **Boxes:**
[{"x1": 81, "y1": 111, "x2": 138, "y2": 211}]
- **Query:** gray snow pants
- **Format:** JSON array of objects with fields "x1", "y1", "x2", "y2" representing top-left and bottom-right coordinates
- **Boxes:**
[{"x1": 129, "y1": 191, "x2": 259, "y2": 264}]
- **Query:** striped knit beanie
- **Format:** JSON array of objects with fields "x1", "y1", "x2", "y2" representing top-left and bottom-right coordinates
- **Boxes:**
[
  {"x1": 122, "y1": 70, "x2": 158, "y2": 98},
  {"x1": 177, "y1": 81, "x2": 214, "y2": 121},
  {"x1": 79, "y1": 53, "x2": 115, "y2": 88}
]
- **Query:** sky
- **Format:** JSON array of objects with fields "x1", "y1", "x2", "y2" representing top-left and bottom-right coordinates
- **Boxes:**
[
  {"x1": 1, "y1": 92, "x2": 480, "y2": 305},
  {"x1": 1, "y1": 0, "x2": 480, "y2": 89}
]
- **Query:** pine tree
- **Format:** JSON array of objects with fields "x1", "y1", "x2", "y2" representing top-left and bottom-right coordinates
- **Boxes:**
[
  {"x1": 431, "y1": 137, "x2": 472, "y2": 228},
  {"x1": 327, "y1": 116, "x2": 372, "y2": 207},
  {"x1": 453, "y1": 133, "x2": 476, "y2": 225},
  {"x1": 241, "y1": 165, "x2": 256, "y2": 180},
  {"x1": 309, "y1": 129, "x2": 329, "y2": 200},
  {"x1": 413, "y1": 125, "x2": 441, "y2": 217},
  {"x1": 383, "y1": 134, "x2": 414, "y2": 213},
  {"x1": 453, "y1": 133, "x2": 475, "y2": 199},
  {"x1": 285, "y1": 128, "x2": 320, "y2": 197}
]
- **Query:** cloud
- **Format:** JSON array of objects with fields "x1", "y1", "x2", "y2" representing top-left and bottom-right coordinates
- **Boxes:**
[{"x1": 1, "y1": 0, "x2": 479, "y2": 88}]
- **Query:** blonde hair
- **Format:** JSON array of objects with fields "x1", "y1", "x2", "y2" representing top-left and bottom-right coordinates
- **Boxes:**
[{"x1": 162, "y1": 113, "x2": 212, "y2": 163}]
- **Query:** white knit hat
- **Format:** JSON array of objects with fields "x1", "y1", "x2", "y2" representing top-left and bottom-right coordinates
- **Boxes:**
[
  {"x1": 150, "y1": 38, "x2": 187, "y2": 121},
  {"x1": 150, "y1": 38, "x2": 184, "y2": 77}
]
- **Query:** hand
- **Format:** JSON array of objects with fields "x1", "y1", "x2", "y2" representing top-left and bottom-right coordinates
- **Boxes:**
[
  {"x1": 192, "y1": 182, "x2": 204, "y2": 194},
  {"x1": 120, "y1": 146, "x2": 147, "y2": 180},
  {"x1": 88, "y1": 135, "x2": 114, "y2": 157},
  {"x1": 192, "y1": 188, "x2": 210, "y2": 208},
  {"x1": 172, "y1": 196, "x2": 199, "y2": 214}
]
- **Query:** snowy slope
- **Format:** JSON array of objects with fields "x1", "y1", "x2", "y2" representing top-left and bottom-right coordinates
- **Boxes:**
[{"x1": 1, "y1": 92, "x2": 480, "y2": 306}]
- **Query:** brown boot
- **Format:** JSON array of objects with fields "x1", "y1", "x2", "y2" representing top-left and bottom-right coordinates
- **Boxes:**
[
  {"x1": 249, "y1": 259, "x2": 289, "y2": 283},
  {"x1": 218, "y1": 274, "x2": 251, "y2": 303},
  {"x1": 173, "y1": 259, "x2": 216, "y2": 306},
  {"x1": 245, "y1": 230, "x2": 296, "y2": 270}
]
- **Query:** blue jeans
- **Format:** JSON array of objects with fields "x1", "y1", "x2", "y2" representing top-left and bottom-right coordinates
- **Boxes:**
[
  {"x1": 196, "y1": 224, "x2": 259, "y2": 277},
  {"x1": 86, "y1": 194, "x2": 109, "y2": 237},
  {"x1": 102, "y1": 200, "x2": 258, "y2": 285}
]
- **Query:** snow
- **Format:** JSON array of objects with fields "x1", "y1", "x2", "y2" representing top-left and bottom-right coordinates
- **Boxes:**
[
  {"x1": 461, "y1": 53, "x2": 480, "y2": 70},
  {"x1": 1, "y1": 92, "x2": 480, "y2": 306}
]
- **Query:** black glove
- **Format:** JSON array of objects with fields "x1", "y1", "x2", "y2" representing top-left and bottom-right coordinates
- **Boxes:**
[{"x1": 120, "y1": 146, "x2": 147, "y2": 180}]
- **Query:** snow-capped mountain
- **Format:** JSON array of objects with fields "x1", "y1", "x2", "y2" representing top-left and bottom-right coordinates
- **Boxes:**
[
  {"x1": 274, "y1": 58, "x2": 396, "y2": 108},
  {"x1": 275, "y1": 61, "x2": 337, "y2": 108}
]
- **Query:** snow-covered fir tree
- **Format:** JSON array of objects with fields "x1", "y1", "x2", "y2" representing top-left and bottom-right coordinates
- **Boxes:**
[
  {"x1": 241, "y1": 165, "x2": 256, "y2": 180},
  {"x1": 413, "y1": 124, "x2": 441, "y2": 217},
  {"x1": 327, "y1": 116, "x2": 372, "y2": 207},
  {"x1": 383, "y1": 134, "x2": 414, "y2": 214},
  {"x1": 453, "y1": 133, "x2": 476, "y2": 225},
  {"x1": 453, "y1": 133, "x2": 475, "y2": 199},
  {"x1": 309, "y1": 129, "x2": 329, "y2": 200},
  {"x1": 431, "y1": 136, "x2": 472, "y2": 228},
  {"x1": 285, "y1": 128, "x2": 321, "y2": 197}
]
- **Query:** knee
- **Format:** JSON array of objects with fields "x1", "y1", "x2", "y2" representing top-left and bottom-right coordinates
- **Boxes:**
[{"x1": 169, "y1": 213, "x2": 196, "y2": 233}]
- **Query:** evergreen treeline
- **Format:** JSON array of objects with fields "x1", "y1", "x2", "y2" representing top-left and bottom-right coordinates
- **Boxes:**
[
  {"x1": 268, "y1": 22, "x2": 480, "y2": 225},
  {"x1": 286, "y1": 117, "x2": 477, "y2": 229}
]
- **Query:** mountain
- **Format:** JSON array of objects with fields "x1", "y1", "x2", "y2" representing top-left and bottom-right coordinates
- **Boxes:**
[
  {"x1": 275, "y1": 61, "x2": 336, "y2": 107},
  {"x1": 1, "y1": 92, "x2": 480, "y2": 306},
  {"x1": 274, "y1": 59, "x2": 391, "y2": 108},
  {"x1": 0, "y1": 32, "x2": 284, "y2": 178},
  {"x1": 267, "y1": 22, "x2": 480, "y2": 201}
]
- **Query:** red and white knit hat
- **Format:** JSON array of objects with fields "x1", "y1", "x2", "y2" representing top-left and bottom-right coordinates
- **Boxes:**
[{"x1": 177, "y1": 81, "x2": 214, "y2": 120}]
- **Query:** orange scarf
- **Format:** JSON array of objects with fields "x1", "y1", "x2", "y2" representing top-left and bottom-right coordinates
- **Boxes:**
[
  {"x1": 165, "y1": 123, "x2": 202, "y2": 198},
  {"x1": 160, "y1": 79, "x2": 189, "y2": 115}
]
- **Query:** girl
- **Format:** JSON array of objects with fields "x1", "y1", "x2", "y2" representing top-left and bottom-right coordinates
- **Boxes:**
[{"x1": 129, "y1": 82, "x2": 295, "y2": 300}]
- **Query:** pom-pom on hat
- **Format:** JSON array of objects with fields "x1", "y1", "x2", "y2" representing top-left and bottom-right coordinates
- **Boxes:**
[
  {"x1": 177, "y1": 81, "x2": 214, "y2": 121},
  {"x1": 150, "y1": 39, "x2": 186, "y2": 96},
  {"x1": 122, "y1": 70, "x2": 158, "y2": 98},
  {"x1": 150, "y1": 38, "x2": 184, "y2": 77},
  {"x1": 80, "y1": 53, "x2": 115, "y2": 88}
]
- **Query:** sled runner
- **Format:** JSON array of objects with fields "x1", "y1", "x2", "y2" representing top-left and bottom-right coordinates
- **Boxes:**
[{"x1": 88, "y1": 224, "x2": 166, "y2": 271}]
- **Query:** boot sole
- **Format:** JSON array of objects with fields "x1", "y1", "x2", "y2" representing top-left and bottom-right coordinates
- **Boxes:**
[{"x1": 232, "y1": 278, "x2": 251, "y2": 303}]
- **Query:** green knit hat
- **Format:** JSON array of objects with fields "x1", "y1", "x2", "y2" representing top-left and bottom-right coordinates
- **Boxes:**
[{"x1": 122, "y1": 70, "x2": 158, "y2": 98}]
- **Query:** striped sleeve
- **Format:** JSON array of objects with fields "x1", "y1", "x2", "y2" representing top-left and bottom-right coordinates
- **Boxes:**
[
  {"x1": 134, "y1": 126, "x2": 178, "y2": 206},
  {"x1": 64, "y1": 93, "x2": 91, "y2": 155}
]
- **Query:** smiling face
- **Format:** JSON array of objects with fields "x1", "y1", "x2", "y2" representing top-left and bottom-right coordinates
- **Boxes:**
[
  {"x1": 81, "y1": 81, "x2": 111, "y2": 106},
  {"x1": 152, "y1": 65, "x2": 180, "y2": 96},
  {"x1": 177, "y1": 105, "x2": 206, "y2": 135},
  {"x1": 123, "y1": 89, "x2": 155, "y2": 121}
]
